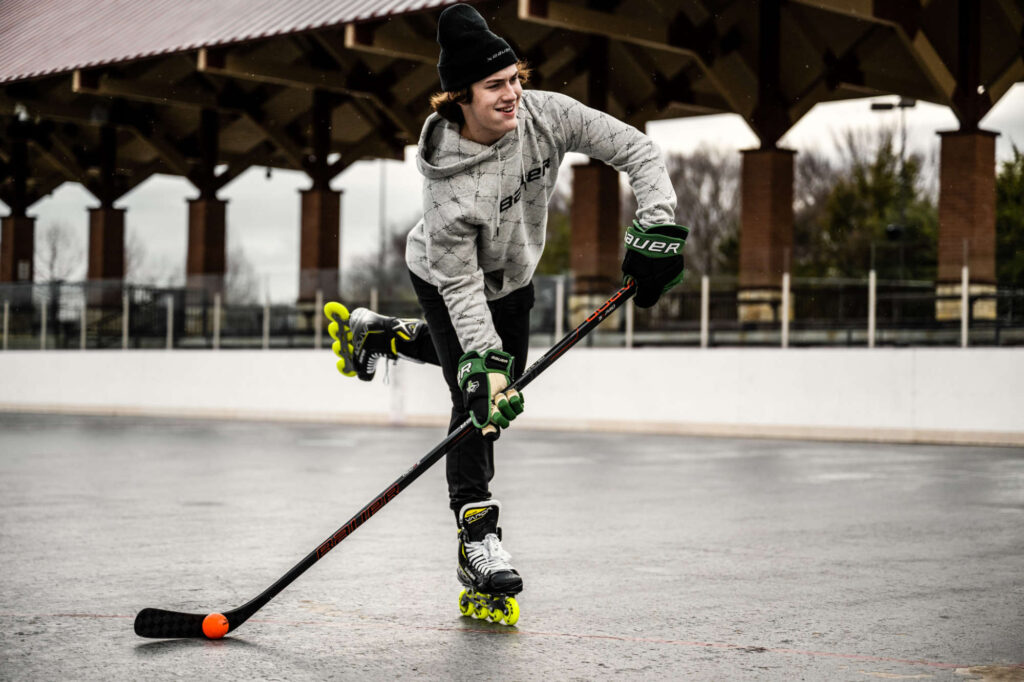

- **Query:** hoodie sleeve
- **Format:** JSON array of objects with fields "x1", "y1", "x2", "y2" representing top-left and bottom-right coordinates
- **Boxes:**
[
  {"x1": 421, "y1": 190, "x2": 503, "y2": 354},
  {"x1": 542, "y1": 91, "x2": 676, "y2": 226}
]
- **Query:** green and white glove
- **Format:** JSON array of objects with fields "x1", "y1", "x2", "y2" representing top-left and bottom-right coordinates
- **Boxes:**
[
  {"x1": 621, "y1": 220, "x2": 690, "y2": 308},
  {"x1": 457, "y1": 349, "x2": 524, "y2": 440}
]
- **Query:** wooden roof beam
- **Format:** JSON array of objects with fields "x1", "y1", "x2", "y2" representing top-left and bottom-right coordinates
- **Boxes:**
[
  {"x1": 187, "y1": 62, "x2": 310, "y2": 170},
  {"x1": 988, "y1": 54, "x2": 1024, "y2": 104},
  {"x1": 197, "y1": 47, "x2": 418, "y2": 140},
  {"x1": 0, "y1": 91, "x2": 114, "y2": 128},
  {"x1": 520, "y1": 0, "x2": 670, "y2": 51},
  {"x1": 0, "y1": 173, "x2": 62, "y2": 209},
  {"x1": 77, "y1": 63, "x2": 308, "y2": 170},
  {"x1": 785, "y1": 23, "x2": 878, "y2": 123},
  {"x1": 198, "y1": 47, "x2": 365, "y2": 99},
  {"x1": 343, "y1": 18, "x2": 437, "y2": 64},
  {"x1": 518, "y1": 0, "x2": 752, "y2": 118},
  {"x1": 208, "y1": 142, "x2": 274, "y2": 191},
  {"x1": 616, "y1": 44, "x2": 729, "y2": 126},
  {"x1": 988, "y1": 0, "x2": 1024, "y2": 102},
  {"x1": 118, "y1": 161, "x2": 162, "y2": 195},
  {"x1": 129, "y1": 126, "x2": 192, "y2": 177},
  {"x1": 310, "y1": 34, "x2": 423, "y2": 141},
  {"x1": 240, "y1": 109, "x2": 305, "y2": 169},
  {"x1": 0, "y1": 90, "x2": 194, "y2": 176},
  {"x1": 72, "y1": 69, "x2": 220, "y2": 110},
  {"x1": 327, "y1": 133, "x2": 404, "y2": 179},
  {"x1": 788, "y1": 0, "x2": 956, "y2": 106},
  {"x1": 25, "y1": 125, "x2": 89, "y2": 182}
]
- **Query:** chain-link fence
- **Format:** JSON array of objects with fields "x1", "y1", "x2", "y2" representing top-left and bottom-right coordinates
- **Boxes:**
[{"x1": 2, "y1": 275, "x2": 1022, "y2": 351}]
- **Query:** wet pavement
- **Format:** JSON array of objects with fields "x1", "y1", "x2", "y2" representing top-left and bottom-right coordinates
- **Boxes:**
[{"x1": 1, "y1": 412, "x2": 1022, "y2": 680}]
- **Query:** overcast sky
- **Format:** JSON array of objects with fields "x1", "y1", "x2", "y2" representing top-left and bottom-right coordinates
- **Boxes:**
[{"x1": 11, "y1": 83, "x2": 1024, "y2": 302}]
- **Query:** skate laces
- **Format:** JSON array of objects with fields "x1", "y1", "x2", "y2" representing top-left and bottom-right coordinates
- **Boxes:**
[{"x1": 465, "y1": 533, "x2": 514, "y2": 575}]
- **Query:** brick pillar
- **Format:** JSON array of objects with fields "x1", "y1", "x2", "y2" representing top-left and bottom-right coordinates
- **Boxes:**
[
  {"x1": 569, "y1": 160, "x2": 621, "y2": 326},
  {"x1": 936, "y1": 130, "x2": 997, "y2": 320},
  {"x1": 87, "y1": 207, "x2": 126, "y2": 306},
  {"x1": 87, "y1": 207, "x2": 125, "y2": 280},
  {"x1": 0, "y1": 216, "x2": 35, "y2": 282},
  {"x1": 299, "y1": 188, "x2": 341, "y2": 303},
  {"x1": 187, "y1": 198, "x2": 227, "y2": 294},
  {"x1": 737, "y1": 148, "x2": 794, "y2": 322}
]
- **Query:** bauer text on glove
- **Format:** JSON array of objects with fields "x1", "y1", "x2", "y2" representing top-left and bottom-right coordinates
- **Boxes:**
[
  {"x1": 621, "y1": 220, "x2": 689, "y2": 308},
  {"x1": 458, "y1": 349, "x2": 525, "y2": 435}
]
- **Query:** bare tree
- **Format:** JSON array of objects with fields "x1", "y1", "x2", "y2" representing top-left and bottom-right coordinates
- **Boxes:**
[
  {"x1": 792, "y1": 148, "x2": 840, "y2": 276},
  {"x1": 537, "y1": 179, "x2": 572, "y2": 275},
  {"x1": 664, "y1": 147, "x2": 740, "y2": 278},
  {"x1": 343, "y1": 217, "x2": 422, "y2": 308},
  {"x1": 617, "y1": 147, "x2": 740, "y2": 277},
  {"x1": 124, "y1": 229, "x2": 184, "y2": 287},
  {"x1": 225, "y1": 245, "x2": 260, "y2": 304},
  {"x1": 123, "y1": 228, "x2": 146, "y2": 283},
  {"x1": 35, "y1": 221, "x2": 85, "y2": 282}
]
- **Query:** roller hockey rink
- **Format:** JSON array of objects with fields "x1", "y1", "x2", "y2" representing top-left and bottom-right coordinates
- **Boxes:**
[{"x1": 1, "y1": 412, "x2": 1022, "y2": 680}]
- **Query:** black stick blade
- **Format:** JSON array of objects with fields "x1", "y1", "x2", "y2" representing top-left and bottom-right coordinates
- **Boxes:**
[{"x1": 134, "y1": 608, "x2": 206, "y2": 638}]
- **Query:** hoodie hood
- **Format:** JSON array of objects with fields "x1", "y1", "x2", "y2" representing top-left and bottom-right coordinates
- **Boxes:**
[{"x1": 416, "y1": 111, "x2": 522, "y2": 180}]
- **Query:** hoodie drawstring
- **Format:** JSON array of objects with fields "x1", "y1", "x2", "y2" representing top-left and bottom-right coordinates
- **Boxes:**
[
  {"x1": 495, "y1": 144, "x2": 501, "y2": 235},
  {"x1": 517, "y1": 125, "x2": 527, "y2": 185}
]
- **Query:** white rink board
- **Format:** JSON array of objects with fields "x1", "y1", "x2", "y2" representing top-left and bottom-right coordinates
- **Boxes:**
[{"x1": 1, "y1": 348, "x2": 1022, "y2": 445}]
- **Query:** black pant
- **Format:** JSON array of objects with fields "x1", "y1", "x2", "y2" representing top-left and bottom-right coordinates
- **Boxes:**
[{"x1": 408, "y1": 270, "x2": 534, "y2": 512}]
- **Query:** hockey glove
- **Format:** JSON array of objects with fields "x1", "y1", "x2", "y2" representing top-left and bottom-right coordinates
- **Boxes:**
[
  {"x1": 458, "y1": 349, "x2": 524, "y2": 440},
  {"x1": 621, "y1": 220, "x2": 690, "y2": 308}
]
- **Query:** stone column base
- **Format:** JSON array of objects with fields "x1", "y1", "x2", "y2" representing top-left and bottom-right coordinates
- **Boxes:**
[
  {"x1": 298, "y1": 269, "x2": 339, "y2": 304},
  {"x1": 936, "y1": 283, "x2": 997, "y2": 321},
  {"x1": 738, "y1": 288, "x2": 788, "y2": 322},
  {"x1": 569, "y1": 292, "x2": 623, "y2": 331}
]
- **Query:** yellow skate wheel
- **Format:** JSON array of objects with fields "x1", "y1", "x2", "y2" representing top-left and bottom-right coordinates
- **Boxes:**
[
  {"x1": 336, "y1": 358, "x2": 355, "y2": 377},
  {"x1": 501, "y1": 597, "x2": 519, "y2": 626},
  {"x1": 328, "y1": 320, "x2": 340, "y2": 343},
  {"x1": 323, "y1": 301, "x2": 350, "y2": 323},
  {"x1": 458, "y1": 589, "x2": 475, "y2": 617}
]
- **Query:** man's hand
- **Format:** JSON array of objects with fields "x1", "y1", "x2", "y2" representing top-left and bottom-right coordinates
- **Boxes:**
[
  {"x1": 621, "y1": 220, "x2": 690, "y2": 308},
  {"x1": 458, "y1": 349, "x2": 524, "y2": 439}
]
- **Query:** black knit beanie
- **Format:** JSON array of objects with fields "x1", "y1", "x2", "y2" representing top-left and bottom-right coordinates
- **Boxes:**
[{"x1": 436, "y1": 3, "x2": 517, "y2": 92}]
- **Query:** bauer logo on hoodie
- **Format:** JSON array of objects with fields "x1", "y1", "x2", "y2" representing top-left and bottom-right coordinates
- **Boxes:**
[{"x1": 500, "y1": 159, "x2": 551, "y2": 212}]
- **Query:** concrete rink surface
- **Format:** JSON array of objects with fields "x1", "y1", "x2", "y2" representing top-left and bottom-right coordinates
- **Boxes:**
[{"x1": 0, "y1": 413, "x2": 1022, "y2": 681}]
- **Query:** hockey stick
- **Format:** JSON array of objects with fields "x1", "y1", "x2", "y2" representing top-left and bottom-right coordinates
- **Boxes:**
[{"x1": 134, "y1": 280, "x2": 636, "y2": 639}]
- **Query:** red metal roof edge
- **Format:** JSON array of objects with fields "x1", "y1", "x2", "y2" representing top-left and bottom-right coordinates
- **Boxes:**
[{"x1": 0, "y1": 0, "x2": 464, "y2": 85}]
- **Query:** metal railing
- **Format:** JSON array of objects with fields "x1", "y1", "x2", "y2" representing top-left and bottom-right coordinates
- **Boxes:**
[
  {"x1": 2, "y1": 274, "x2": 1022, "y2": 351},
  {"x1": 619, "y1": 272, "x2": 1023, "y2": 348}
]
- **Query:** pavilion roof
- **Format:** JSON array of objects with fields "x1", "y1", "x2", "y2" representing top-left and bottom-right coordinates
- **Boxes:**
[{"x1": 0, "y1": 0, "x2": 456, "y2": 84}]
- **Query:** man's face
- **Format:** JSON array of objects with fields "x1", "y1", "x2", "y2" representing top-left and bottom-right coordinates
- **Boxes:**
[{"x1": 459, "y1": 64, "x2": 522, "y2": 145}]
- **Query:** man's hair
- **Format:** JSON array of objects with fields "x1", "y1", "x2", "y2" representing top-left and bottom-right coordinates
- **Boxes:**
[{"x1": 429, "y1": 61, "x2": 532, "y2": 125}]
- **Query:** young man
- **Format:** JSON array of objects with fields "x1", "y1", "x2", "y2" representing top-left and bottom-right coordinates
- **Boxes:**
[{"x1": 325, "y1": 3, "x2": 686, "y2": 625}]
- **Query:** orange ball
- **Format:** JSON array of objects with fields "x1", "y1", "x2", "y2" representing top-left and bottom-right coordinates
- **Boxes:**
[{"x1": 202, "y1": 612, "x2": 229, "y2": 639}]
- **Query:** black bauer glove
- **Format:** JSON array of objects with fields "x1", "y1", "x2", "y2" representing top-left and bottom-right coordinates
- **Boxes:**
[
  {"x1": 621, "y1": 220, "x2": 690, "y2": 308},
  {"x1": 457, "y1": 349, "x2": 525, "y2": 441}
]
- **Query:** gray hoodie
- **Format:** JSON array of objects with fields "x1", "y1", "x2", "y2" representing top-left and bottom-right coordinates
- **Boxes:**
[{"x1": 406, "y1": 89, "x2": 676, "y2": 353}]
